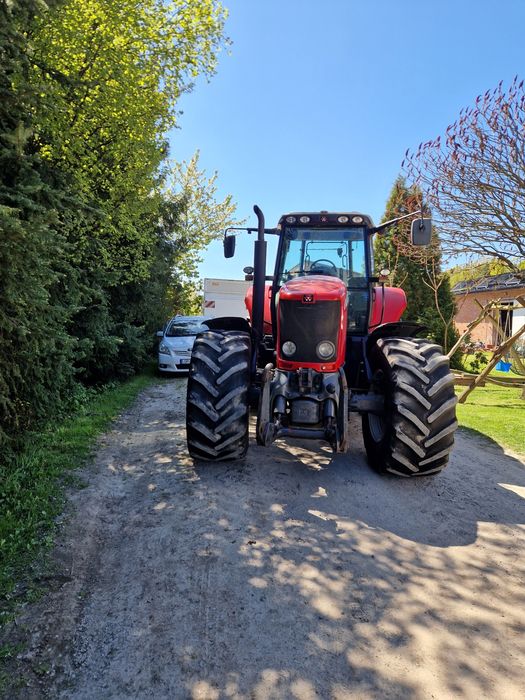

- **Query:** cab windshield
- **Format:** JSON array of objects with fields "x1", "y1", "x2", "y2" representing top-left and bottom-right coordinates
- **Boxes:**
[{"x1": 277, "y1": 227, "x2": 367, "y2": 288}]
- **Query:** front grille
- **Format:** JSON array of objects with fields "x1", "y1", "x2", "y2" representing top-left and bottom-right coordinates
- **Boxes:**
[{"x1": 279, "y1": 300, "x2": 340, "y2": 363}]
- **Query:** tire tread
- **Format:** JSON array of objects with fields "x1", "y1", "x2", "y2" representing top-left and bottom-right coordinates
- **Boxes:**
[
  {"x1": 186, "y1": 330, "x2": 251, "y2": 461},
  {"x1": 363, "y1": 337, "x2": 457, "y2": 476}
]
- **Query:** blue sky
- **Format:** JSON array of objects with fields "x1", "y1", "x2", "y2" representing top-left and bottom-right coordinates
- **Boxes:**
[{"x1": 170, "y1": 0, "x2": 525, "y2": 280}]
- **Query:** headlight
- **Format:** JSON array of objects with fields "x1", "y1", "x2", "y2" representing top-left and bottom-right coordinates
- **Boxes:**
[
  {"x1": 282, "y1": 341, "x2": 296, "y2": 357},
  {"x1": 159, "y1": 342, "x2": 171, "y2": 355},
  {"x1": 316, "y1": 341, "x2": 335, "y2": 359}
]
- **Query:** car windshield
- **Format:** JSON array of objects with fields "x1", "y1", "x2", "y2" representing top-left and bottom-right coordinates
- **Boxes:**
[
  {"x1": 277, "y1": 227, "x2": 367, "y2": 287},
  {"x1": 165, "y1": 320, "x2": 206, "y2": 337}
]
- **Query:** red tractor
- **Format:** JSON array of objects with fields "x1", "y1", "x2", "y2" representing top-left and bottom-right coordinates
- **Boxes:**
[{"x1": 186, "y1": 206, "x2": 457, "y2": 476}]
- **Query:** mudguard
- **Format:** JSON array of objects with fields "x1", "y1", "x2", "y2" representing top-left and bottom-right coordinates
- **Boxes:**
[
  {"x1": 366, "y1": 322, "x2": 427, "y2": 353},
  {"x1": 203, "y1": 317, "x2": 252, "y2": 333}
]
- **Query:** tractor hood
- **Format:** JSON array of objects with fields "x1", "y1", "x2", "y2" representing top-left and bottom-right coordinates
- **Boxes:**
[
  {"x1": 277, "y1": 275, "x2": 348, "y2": 373},
  {"x1": 279, "y1": 275, "x2": 347, "y2": 303}
]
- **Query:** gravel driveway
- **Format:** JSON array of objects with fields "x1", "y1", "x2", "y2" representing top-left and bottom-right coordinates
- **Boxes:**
[{"x1": 8, "y1": 378, "x2": 525, "y2": 699}]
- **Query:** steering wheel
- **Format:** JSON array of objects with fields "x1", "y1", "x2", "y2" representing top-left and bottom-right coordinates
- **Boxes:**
[{"x1": 307, "y1": 259, "x2": 338, "y2": 275}]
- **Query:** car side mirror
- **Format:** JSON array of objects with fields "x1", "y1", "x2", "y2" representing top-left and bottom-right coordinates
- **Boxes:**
[
  {"x1": 224, "y1": 235, "x2": 236, "y2": 258},
  {"x1": 410, "y1": 218, "x2": 432, "y2": 246},
  {"x1": 156, "y1": 330, "x2": 164, "y2": 337}
]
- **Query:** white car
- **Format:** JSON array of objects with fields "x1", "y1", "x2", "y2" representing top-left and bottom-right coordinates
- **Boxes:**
[{"x1": 157, "y1": 316, "x2": 207, "y2": 374}]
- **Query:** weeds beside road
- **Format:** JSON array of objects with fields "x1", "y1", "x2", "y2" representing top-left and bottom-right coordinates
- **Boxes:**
[{"x1": 0, "y1": 369, "x2": 156, "y2": 623}]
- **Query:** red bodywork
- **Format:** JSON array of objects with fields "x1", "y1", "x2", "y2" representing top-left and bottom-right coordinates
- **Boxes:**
[
  {"x1": 245, "y1": 284, "x2": 273, "y2": 335},
  {"x1": 276, "y1": 276, "x2": 348, "y2": 373},
  {"x1": 369, "y1": 286, "x2": 407, "y2": 328},
  {"x1": 245, "y1": 280, "x2": 407, "y2": 372}
]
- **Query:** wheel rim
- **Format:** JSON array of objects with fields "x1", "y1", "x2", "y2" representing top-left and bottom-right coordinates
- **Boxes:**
[{"x1": 368, "y1": 413, "x2": 385, "y2": 442}]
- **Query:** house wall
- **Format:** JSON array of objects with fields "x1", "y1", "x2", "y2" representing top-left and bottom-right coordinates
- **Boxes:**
[{"x1": 454, "y1": 287, "x2": 525, "y2": 347}]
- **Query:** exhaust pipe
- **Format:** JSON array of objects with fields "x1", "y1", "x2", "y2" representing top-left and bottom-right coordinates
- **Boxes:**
[{"x1": 252, "y1": 205, "x2": 267, "y2": 347}]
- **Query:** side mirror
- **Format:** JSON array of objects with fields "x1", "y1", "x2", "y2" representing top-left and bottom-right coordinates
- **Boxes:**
[
  {"x1": 156, "y1": 330, "x2": 164, "y2": 337},
  {"x1": 224, "y1": 235, "x2": 236, "y2": 258},
  {"x1": 411, "y1": 218, "x2": 432, "y2": 246}
]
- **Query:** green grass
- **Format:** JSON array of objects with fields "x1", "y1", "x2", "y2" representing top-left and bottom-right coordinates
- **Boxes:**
[
  {"x1": 0, "y1": 368, "x2": 156, "y2": 621},
  {"x1": 456, "y1": 383, "x2": 525, "y2": 456}
]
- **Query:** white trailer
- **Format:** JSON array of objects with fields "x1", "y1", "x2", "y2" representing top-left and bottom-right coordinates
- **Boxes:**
[{"x1": 202, "y1": 278, "x2": 251, "y2": 320}]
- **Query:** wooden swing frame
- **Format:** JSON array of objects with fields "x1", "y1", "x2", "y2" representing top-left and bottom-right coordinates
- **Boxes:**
[{"x1": 447, "y1": 295, "x2": 525, "y2": 402}]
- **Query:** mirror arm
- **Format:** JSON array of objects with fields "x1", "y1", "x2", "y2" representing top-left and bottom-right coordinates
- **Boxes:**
[
  {"x1": 370, "y1": 209, "x2": 423, "y2": 234},
  {"x1": 224, "y1": 226, "x2": 279, "y2": 236}
]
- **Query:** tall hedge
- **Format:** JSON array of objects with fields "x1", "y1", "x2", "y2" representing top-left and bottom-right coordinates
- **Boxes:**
[
  {"x1": 0, "y1": 0, "x2": 76, "y2": 447},
  {"x1": 0, "y1": 0, "x2": 228, "y2": 456}
]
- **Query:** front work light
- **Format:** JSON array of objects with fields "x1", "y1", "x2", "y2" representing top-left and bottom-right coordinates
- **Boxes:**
[
  {"x1": 316, "y1": 341, "x2": 335, "y2": 359},
  {"x1": 282, "y1": 341, "x2": 297, "y2": 356}
]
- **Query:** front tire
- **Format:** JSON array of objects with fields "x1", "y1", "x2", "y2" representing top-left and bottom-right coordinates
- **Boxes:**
[
  {"x1": 362, "y1": 337, "x2": 457, "y2": 477},
  {"x1": 186, "y1": 330, "x2": 251, "y2": 461}
]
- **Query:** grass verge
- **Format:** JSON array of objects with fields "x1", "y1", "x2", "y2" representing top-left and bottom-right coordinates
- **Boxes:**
[
  {"x1": 0, "y1": 368, "x2": 156, "y2": 623},
  {"x1": 456, "y1": 383, "x2": 525, "y2": 456}
]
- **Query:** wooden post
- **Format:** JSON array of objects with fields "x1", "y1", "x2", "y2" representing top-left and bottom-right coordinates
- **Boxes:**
[
  {"x1": 475, "y1": 297, "x2": 525, "y2": 376},
  {"x1": 458, "y1": 322, "x2": 525, "y2": 403},
  {"x1": 447, "y1": 299, "x2": 499, "y2": 358}
]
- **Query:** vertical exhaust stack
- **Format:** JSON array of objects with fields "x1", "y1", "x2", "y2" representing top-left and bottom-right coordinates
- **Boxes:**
[{"x1": 252, "y1": 205, "x2": 267, "y2": 347}]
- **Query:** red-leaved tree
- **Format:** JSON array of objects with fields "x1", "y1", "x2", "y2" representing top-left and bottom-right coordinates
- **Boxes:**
[{"x1": 404, "y1": 77, "x2": 525, "y2": 272}]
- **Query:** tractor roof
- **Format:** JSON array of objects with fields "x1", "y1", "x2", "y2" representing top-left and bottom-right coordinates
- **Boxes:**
[{"x1": 278, "y1": 212, "x2": 375, "y2": 228}]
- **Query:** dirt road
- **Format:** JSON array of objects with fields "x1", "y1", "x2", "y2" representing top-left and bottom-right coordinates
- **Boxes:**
[{"x1": 9, "y1": 378, "x2": 525, "y2": 699}]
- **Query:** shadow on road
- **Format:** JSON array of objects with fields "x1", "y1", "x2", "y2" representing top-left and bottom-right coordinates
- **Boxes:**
[
  {"x1": 173, "y1": 411, "x2": 525, "y2": 698},
  {"x1": 7, "y1": 379, "x2": 523, "y2": 699}
]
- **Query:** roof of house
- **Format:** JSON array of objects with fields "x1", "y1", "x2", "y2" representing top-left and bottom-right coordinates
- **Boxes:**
[{"x1": 452, "y1": 271, "x2": 525, "y2": 295}]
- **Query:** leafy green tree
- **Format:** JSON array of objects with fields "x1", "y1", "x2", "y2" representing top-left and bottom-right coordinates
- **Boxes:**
[
  {"x1": 28, "y1": 0, "x2": 228, "y2": 277},
  {"x1": 163, "y1": 151, "x2": 244, "y2": 313},
  {"x1": 375, "y1": 176, "x2": 458, "y2": 351},
  {"x1": 25, "y1": 0, "x2": 230, "y2": 381},
  {"x1": 447, "y1": 257, "x2": 525, "y2": 288}
]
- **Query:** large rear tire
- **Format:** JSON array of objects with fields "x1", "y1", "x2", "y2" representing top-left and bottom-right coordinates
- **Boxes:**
[
  {"x1": 186, "y1": 330, "x2": 251, "y2": 461},
  {"x1": 362, "y1": 337, "x2": 457, "y2": 477}
]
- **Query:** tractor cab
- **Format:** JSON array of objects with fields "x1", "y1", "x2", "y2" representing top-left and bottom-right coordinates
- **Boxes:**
[{"x1": 274, "y1": 212, "x2": 373, "y2": 335}]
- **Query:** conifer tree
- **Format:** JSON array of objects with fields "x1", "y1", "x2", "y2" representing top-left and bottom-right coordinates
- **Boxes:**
[
  {"x1": 374, "y1": 176, "x2": 458, "y2": 351},
  {"x1": 0, "y1": 0, "x2": 77, "y2": 451}
]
